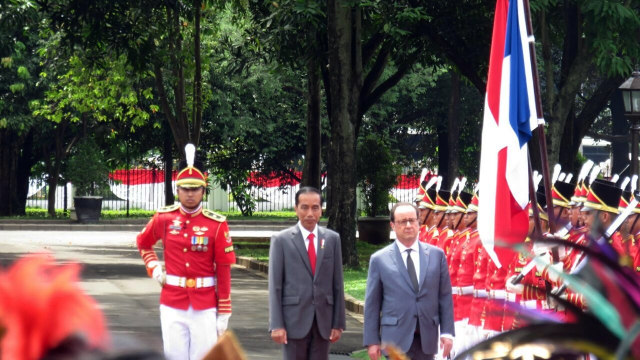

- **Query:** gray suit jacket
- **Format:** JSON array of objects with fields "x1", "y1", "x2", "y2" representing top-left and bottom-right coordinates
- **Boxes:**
[
  {"x1": 363, "y1": 241, "x2": 454, "y2": 354},
  {"x1": 268, "y1": 225, "x2": 346, "y2": 340}
]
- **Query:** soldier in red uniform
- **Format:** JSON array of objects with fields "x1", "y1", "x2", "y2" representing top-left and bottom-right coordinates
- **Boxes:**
[
  {"x1": 435, "y1": 189, "x2": 454, "y2": 254},
  {"x1": 418, "y1": 178, "x2": 439, "y2": 244},
  {"x1": 505, "y1": 188, "x2": 549, "y2": 330},
  {"x1": 451, "y1": 190, "x2": 476, "y2": 355},
  {"x1": 467, "y1": 192, "x2": 490, "y2": 345},
  {"x1": 540, "y1": 179, "x2": 622, "y2": 313},
  {"x1": 136, "y1": 144, "x2": 236, "y2": 360}
]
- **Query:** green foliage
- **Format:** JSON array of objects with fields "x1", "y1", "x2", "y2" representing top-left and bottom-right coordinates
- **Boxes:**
[
  {"x1": 33, "y1": 54, "x2": 154, "y2": 127},
  {"x1": 20, "y1": 208, "x2": 69, "y2": 219},
  {"x1": 343, "y1": 268, "x2": 369, "y2": 301},
  {"x1": 201, "y1": 8, "x2": 309, "y2": 215},
  {"x1": 0, "y1": 0, "x2": 43, "y2": 134},
  {"x1": 66, "y1": 138, "x2": 111, "y2": 196},
  {"x1": 357, "y1": 133, "x2": 401, "y2": 217}
]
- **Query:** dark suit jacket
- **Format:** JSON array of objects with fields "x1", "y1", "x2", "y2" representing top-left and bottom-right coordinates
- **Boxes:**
[
  {"x1": 268, "y1": 225, "x2": 346, "y2": 340},
  {"x1": 363, "y1": 241, "x2": 454, "y2": 354}
]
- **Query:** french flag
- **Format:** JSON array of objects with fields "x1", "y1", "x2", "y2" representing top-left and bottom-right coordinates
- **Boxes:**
[{"x1": 478, "y1": 0, "x2": 539, "y2": 268}]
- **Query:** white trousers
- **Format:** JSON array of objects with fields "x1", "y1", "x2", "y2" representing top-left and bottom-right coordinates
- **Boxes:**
[{"x1": 160, "y1": 304, "x2": 218, "y2": 360}]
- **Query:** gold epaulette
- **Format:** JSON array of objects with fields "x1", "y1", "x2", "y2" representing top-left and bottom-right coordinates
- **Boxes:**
[
  {"x1": 157, "y1": 204, "x2": 180, "y2": 213},
  {"x1": 203, "y1": 209, "x2": 226, "y2": 222}
]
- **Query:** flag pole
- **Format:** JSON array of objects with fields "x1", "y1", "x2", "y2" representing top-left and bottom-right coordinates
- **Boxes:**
[
  {"x1": 522, "y1": 0, "x2": 556, "y2": 233},
  {"x1": 528, "y1": 161, "x2": 543, "y2": 238}
]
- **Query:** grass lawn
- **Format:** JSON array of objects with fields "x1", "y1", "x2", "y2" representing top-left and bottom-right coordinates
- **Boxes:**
[{"x1": 235, "y1": 240, "x2": 388, "y2": 302}]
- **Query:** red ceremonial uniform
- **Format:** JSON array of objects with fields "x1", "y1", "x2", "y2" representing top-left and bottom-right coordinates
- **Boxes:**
[
  {"x1": 137, "y1": 205, "x2": 236, "y2": 312},
  {"x1": 610, "y1": 231, "x2": 626, "y2": 259},
  {"x1": 629, "y1": 232, "x2": 638, "y2": 262},
  {"x1": 446, "y1": 228, "x2": 462, "y2": 319},
  {"x1": 419, "y1": 225, "x2": 429, "y2": 243},
  {"x1": 483, "y1": 254, "x2": 514, "y2": 332},
  {"x1": 436, "y1": 227, "x2": 455, "y2": 255},
  {"x1": 634, "y1": 233, "x2": 640, "y2": 274},
  {"x1": 447, "y1": 228, "x2": 465, "y2": 321},
  {"x1": 502, "y1": 246, "x2": 528, "y2": 330},
  {"x1": 468, "y1": 237, "x2": 489, "y2": 328},
  {"x1": 420, "y1": 225, "x2": 440, "y2": 246},
  {"x1": 454, "y1": 229, "x2": 476, "y2": 321},
  {"x1": 427, "y1": 225, "x2": 440, "y2": 246}
]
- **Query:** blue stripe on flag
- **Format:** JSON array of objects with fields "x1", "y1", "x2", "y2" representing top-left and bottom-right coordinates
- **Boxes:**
[{"x1": 504, "y1": 0, "x2": 532, "y2": 147}]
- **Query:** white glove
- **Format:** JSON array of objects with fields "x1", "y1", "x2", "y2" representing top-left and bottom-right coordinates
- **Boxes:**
[
  {"x1": 557, "y1": 245, "x2": 568, "y2": 261},
  {"x1": 151, "y1": 264, "x2": 166, "y2": 286},
  {"x1": 532, "y1": 243, "x2": 550, "y2": 256},
  {"x1": 546, "y1": 262, "x2": 564, "y2": 283},
  {"x1": 506, "y1": 275, "x2": 524, "y2": 294},
  {"x1": 217, "y1": 313, "x2": 231, "y2": 336},
  {"x1": 534, "y1": 251, "x2": 552, "y2": 273}
]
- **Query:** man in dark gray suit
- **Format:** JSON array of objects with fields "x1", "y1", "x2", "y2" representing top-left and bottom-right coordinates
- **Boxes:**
[
  {"x1": 268, "y1": 186, "x2": 346, "y2": 359},
  {"x1": 364, "y1": 202, "x2": 454, "y2": 360}
]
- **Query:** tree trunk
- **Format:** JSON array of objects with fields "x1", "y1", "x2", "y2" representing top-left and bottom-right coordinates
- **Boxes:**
[
  {"x1": 326, "y1": 0, "x2": 361, "y2": 268},
  {"x1": 446, "y1": 72, "x2": 461, "y2": 184},
  {"x1": 46, "y1": 122, "x2": 74, "y2": 217},
  {"x1": 303, "y1": 56, "x2": 322, "y2": 189},
  {"x1": 164, "y1": 124, "x2": 175, "y2": 206},
  {"x1": 192, "y1": 0, "x2": 203, "y2": 146},
  {"x1": 0, "y1": 129, "x2": 33, "y2": 216},
  {"x1": 437, "y1": 121, "x2": 450, "y2": 187},
  {"x1": 16, "y1": 131, "x2": 34, "y2": 215}
]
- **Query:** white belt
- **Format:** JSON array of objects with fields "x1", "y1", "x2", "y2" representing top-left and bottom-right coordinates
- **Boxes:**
[
  {"x1": 473, "y1": 289, "x2": 488, "y2": 298},
  {"x1": 456, "y1": 286, "x2": 474, "y2": 295},
  {"x1": 489, "y1": 289, "x2": 506, "y2": 300},
  {"x1": 166, "y1": 275, "x2": 216, "y2": 288},
  {"x1": 521, "y1": 300, "x2": 537, "y2": 309},
  {"x1": 506, "y1": 292, "x2": 516, "y2": 302}
]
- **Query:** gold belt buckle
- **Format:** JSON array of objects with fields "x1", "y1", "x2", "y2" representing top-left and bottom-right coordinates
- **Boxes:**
[{"x1": 186, "y1": 278, "x2": 196, "y2": 288}]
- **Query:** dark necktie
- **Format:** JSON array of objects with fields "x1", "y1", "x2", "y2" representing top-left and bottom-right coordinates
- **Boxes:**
[
  {"x1": 406, "y1": 249, "x2": 419, "y2": 292},
  {"x1": 308, "y1": 233, "x2": 316, "y2": 275}
]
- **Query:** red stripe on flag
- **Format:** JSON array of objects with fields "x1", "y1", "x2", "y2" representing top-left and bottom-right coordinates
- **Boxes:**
[
  {"x1": 486, "y1": 0, "x2": 509, "y2": 122},
  {"x1": 493, "y1": 147, "x2": 529, "y2": 266}
]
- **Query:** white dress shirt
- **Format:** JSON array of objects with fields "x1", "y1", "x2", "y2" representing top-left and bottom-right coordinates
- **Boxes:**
[
  {"x1": 297, "y1": 222, "x2": 318, "y2": 254},
  {"x1": 395, "y1": 239, "x2": 420, "y2": 283}
]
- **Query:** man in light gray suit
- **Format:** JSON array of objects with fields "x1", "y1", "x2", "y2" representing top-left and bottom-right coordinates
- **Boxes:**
[
  {"x1": 268, "y1": 186, "x2": 346, "y2": 359},
  {"x1": 364, "y1": 202, "x2": 454, "y2": 360}
]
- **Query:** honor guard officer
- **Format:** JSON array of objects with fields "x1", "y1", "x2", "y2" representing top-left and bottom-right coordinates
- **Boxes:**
[
  {"x1": 434, "y1": 188, "x2": 453, "y2": 254},
  {"x1": 467, "y1": 192, "x2": 490, "y2": 345},
  {"x1": 418, "y1": 177, "x2": 439, "y2": 244},
  {"x1": 451, "y1": 189, "x2": 476, "y2": 355},
  {"x1": 136, "y1": 144, "x2": 236, "y2": 360}
]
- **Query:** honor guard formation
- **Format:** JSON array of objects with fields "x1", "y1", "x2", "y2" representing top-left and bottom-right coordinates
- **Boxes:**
[{"x1": 413, "y1": 162, "x2": 640, "y2": 358}]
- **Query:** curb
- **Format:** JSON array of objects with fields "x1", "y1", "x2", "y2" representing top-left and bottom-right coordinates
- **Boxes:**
[
  {"x1": 235, "y1": 256, "x2": 365, "y2": 317},
  {"x1": 0, "y1": 223, "x2": 144, "y2": 231}
]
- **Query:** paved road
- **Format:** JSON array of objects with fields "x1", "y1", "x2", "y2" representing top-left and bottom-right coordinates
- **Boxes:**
[{"x1": 0, "y1": 231, "x2": 365, "y2": 359}]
